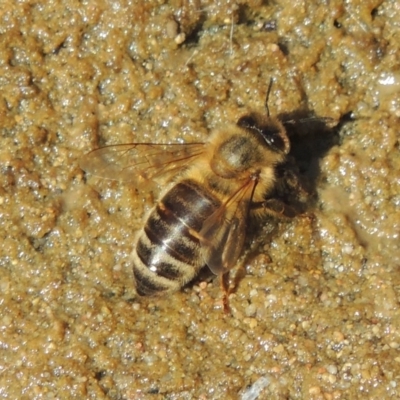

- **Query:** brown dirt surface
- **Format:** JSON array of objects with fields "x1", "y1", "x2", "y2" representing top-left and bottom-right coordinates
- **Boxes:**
[{"x1": 1, "y1": 1, "x2": 399, "y2": 399}]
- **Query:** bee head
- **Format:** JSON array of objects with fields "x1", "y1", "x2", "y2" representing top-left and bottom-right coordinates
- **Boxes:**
[{"x1": 237, "y1": 114, "x2": 290, "y2": 155}]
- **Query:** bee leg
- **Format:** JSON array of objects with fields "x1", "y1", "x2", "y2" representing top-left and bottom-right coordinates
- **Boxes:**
[
  {"x1": 251, "y1": 199, "x2": 298, "y2": 218},
  {"x1": 220, "y1": 272, "x2": 231, "y2": 314}
]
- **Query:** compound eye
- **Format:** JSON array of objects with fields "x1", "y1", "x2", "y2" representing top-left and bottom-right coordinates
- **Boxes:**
[
  {"x1": 260, "y1": 126, "x2": 286, "y2": 153},
  {"x1": 237, "y1": 115, "x2": 257, "y2": 130},
  {"x1": 237, "y1": 115, "x2": 288, "y2": 154}
]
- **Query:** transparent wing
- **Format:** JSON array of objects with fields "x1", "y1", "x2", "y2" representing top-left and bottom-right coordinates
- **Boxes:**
[
  {"x1": 79, "y1": 142, "x2": 205, "y2": 186},
  {"x1": 199, "y1": 178, "x2": 258, "y2": 275}
]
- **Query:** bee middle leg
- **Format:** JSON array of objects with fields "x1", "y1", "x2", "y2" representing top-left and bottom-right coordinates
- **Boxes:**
[{"x1": 251, "y1": 198, "x2": 298, "y2": 219}]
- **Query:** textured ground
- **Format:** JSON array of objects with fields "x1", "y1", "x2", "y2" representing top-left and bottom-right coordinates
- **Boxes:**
[{"x1": 1, "y1": 1, "x2": 400, "y2": 399}]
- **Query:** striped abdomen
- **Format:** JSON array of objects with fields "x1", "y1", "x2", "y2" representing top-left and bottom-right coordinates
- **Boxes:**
[{"x1": 132, "y1": 180, "x2": 221, "y2": 296}]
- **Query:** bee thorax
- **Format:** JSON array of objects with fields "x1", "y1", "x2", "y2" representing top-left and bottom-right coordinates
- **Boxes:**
[{"x1": 211, "y1": 134, "x2": 260, "y2": 179}]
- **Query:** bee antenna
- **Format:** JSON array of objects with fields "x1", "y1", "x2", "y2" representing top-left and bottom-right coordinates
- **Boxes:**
[{"x1": 265, "y1": 78, "x2": 273, "y2": 117}]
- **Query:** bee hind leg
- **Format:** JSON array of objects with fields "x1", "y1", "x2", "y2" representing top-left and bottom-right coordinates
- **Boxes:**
[{"x1": 220, "y1": 272, "x2": 231, "y2": 314}]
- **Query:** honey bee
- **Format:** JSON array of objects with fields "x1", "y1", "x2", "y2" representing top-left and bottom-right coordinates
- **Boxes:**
[{"x1": 80, "y1": 99, "x2": 301, "y2": 309}]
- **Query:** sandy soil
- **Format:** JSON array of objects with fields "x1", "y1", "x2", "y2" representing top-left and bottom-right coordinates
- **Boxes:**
[{"x1": 1, "y1": 0, "x2": 399, "y2": 399}]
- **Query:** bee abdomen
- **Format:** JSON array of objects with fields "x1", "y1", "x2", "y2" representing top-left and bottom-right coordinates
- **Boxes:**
[{"x1": 132, "y1": 180, "x2": 220, "y2": 296}]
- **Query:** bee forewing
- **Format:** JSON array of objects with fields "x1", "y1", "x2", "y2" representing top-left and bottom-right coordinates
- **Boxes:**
[
  {"x1": 79, "y1": 142, "x2": 205, "y2": 185},
  {"x1": 200, "y1": 211, "x2": 247, "y2": 275},
  {"x1": 199, "y1": 178, "x2": 257, "y2": 275}
]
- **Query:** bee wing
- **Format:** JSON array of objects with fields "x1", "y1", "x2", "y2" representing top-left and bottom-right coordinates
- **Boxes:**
[
  {"x1": 79, "y1": 142, "x2": 205, "y2": 185},
  {"x1": 199, "y1": 178, "x2": 257, "y2": 276}
]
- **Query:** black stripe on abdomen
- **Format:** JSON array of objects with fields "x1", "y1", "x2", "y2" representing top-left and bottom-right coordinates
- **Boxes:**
[{"x1": 132, "y1": 180, "x2": 220, "y2": 296}]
